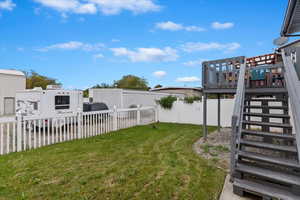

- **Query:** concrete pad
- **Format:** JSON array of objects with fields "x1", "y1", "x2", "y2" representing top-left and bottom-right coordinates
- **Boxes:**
[{"x1": 219, "y1": 175, "x2": 253, "y2": 200}]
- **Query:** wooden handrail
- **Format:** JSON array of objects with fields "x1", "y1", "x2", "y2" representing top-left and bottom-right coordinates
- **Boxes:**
[
  {"x1": 281, "y1": 51, "x2": 300, "y2": 161},
  {"x1": 230, "y1": 59, "x2": 247, "y2": 180}
]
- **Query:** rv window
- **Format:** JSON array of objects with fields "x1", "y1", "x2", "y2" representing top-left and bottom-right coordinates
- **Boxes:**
[
  {"x1": 55, "y1": 96, "x2": 70, "y2": 110},
  {"x1": 33, "y1": 102, "x2": 38, "y2": 110}
]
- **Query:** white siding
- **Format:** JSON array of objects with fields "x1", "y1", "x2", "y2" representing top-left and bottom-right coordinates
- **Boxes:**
[
  {"x1": 89, "y1": 89, "x2": 123, "y2": 109},
  {"x1": 122, "y1": 91, "x2": 169, "y2": 108},
  {"x1": 0, "y1": 73, "x2": 26, "y2": 116},
  {"x1": 89, "y1": 89, "x2": 182, "y2": 109}
]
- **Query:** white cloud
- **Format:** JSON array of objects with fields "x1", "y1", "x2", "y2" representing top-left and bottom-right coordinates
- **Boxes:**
[
  {"x1": 156, "y1": 21, "x2": 205, "y2": 32},
  {"x1": 111, "y1": 47, "x2": 179, "y2": 62},
  {"x1": 37, "y1": 41, "x2": 105, "y2": 52},
  {"x1": 33, "y1": 0, "x2": 78, "y2": 12},
  {"x1": 176, "y1": 76, "x2": 200, "y2": 83},
  {"x1": 75, "y1": 3, "x2": 97, "y2": 14},
  {"x1": 0, "y1": 0, "x2": 15, "y2": 11},
  {"x1": 182, "y1": 42, "x2": 240, "y2": 52},
  {"x1": 211, "y1": 22, "x2": 234, "y2": 30},
  {"x1": 156, "y1": 21, "x2": 183, "y2": 31},
  {"x1": 90, "y1": 0, "x2": 161, "y2": 15},
  {"x1": 183, "y1": 59, "x2": 204, "y2": 67},
  {"x1": 33, "y1": 0, "x2": 161, "y2": 15},
  {"x1": 153, "y1": 70, "x2": 166, "y2": 78},
  {"x1": 93, "y1": 53, "x2": 104, "y2": 59}
]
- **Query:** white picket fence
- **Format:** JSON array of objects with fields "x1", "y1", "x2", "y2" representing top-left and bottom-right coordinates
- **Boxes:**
[{"x1": 0, "y1": 106, "x2": 157, "y2": 155}]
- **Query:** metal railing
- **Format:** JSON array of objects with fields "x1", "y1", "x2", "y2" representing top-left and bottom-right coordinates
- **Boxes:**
[
  {"x1": 230, "y1": 59, "x2": 247, "y2": 181},
  {"x1": 281, "y1": 51, "x2": 300, "y2": 161}
]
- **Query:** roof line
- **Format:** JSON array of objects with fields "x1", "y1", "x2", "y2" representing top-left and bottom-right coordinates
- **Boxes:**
[{"x1": 281, "y1": 0, "x2": 298, "y2": 36}]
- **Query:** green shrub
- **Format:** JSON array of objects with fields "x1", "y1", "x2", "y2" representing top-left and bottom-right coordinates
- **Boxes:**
[
  {"x1": 157, "y1": 96, "x2": 177, "y2": 109},
  {"x1": 183, "y1": 96, "x2": 202, "y2": 104}
]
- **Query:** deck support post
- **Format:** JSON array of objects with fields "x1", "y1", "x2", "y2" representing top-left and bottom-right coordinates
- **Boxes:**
[
  {"x1": 203, "y1": 93, "x2": 208, "y2": 141},
  {"x1": 218, "y1": 94, "x2": 221, "y2": 132}
]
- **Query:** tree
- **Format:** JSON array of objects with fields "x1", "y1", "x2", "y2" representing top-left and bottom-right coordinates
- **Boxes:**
[
  {"x1": 114, "y1": 75, "x2": 149, "y2": 91},
  {"x1": 154, "y1": 84, "x2": 163, "y2": 88},
  {"x1": 25, "y1": 71, "x2": 61, "y2": 90},
  {"x1": 92, "y1": 83, "x2": 113, "y2": 88},
  {"x1": 83, "y1": 83, "x2": 113, "y2": 98}
]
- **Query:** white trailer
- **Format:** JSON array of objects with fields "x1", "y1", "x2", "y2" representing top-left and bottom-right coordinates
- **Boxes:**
[
  {"x1": 16, "y1": 85, "x2": 83, "y2": 118},
  {"x1": 0, "y1": 69, "x2": 26, "y2": 116}
]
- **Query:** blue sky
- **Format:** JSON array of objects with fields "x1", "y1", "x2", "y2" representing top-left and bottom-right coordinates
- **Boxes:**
[{"x1": 0, "y1": 0, "x2": 287, "y2": 89}]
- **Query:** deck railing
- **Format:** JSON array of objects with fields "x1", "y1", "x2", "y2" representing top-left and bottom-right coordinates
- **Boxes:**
[
  {"x1": 203, "y1": 54, "x2": 284, "y2": 91},
  {"x1": 202, "y1": 56, "x2": 245, "y2": 90},
  {"x1": 0, "y1": 106, "x2": 157, "y2": 155}
]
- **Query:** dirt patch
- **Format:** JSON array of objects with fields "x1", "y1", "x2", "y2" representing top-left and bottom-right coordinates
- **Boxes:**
[{"x1": 193, "y1": 128, "x2": 232, "y2": 172}]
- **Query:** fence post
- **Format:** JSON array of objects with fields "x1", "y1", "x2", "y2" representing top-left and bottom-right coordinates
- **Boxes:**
[
  {"x1": 16, "y1": 114, "x2": 22, "y2": 152},
  {"x1": 113, "y1": 106, "x2": 118, "y2": 131},
  {"x1": 137, "y1": 105, "x2": 141, "y2": 125},
  {"x1": 77, "y1": 112, "x2": 82, "y2": 139},
  {"x1": 154, "y1": 106, "x2": 159, "y2": 122}
]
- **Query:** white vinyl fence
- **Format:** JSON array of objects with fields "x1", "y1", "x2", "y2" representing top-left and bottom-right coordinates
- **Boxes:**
[
  {"x1": 158, "y1": 99, "x2": 295, "y2": 130},
  {"x1": 0, "y1": 106, "x2": 157, "y2": 155},
  {"x1": 158, "y1": 99, "x2": 235, "y2": 127}
]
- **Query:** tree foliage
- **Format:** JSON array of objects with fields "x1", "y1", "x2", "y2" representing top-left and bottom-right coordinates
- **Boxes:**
[
  {"x1": 83, "y1": 83, "x2": 113, "y2": 98},
  {"x1": 114, "y1": 75, "x2": 149, "y2": 91},
  {"x1": 183, "y1": 96, "x2": 202, "y2": 104},
  {"x1": 92, "y1": 83, "x2": 113, "y2": 89},
  {"x1": 157, "y1": 96, "x2": 177, "y2": 109},
  {"x1": 25, "y1": 71, "x2": 61, "y2": 90},
  {"x1": 83, "y1": 75, "x2": 149, "y2": 98},
  {"x1": 154, "y1": 84, "x2": 163, "y2": 88}
]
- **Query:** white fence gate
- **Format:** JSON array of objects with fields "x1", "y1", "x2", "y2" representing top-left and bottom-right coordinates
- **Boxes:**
[{"x1": 0, "y1": 106, "x2": 157, "y2": 155}]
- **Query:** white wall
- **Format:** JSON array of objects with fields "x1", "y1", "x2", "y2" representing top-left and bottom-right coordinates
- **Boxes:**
[
  {"x1": 122, "y1": 91, "x2": 169, "y2": 108},
  {"x1": 158, "y1": 99, "x2": 296, "y2": 130},
  {"x1": 90, "y1": 88, "x2": 184, "y2": 109},
  {"x1": 0, "y1": 73, "x2": 26, "y2": 116},
  {"x1": 158, "y1": 99, "x2": 235, "y2": 127},
  {"x1": 89, "y1": 89, "x2": 123, "y2": 109}
]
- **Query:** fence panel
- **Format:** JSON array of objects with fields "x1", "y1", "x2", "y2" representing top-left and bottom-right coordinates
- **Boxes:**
[
  {"x1": 0, "y1": 107, "x2": 156, "y2": 155},
  {"x1": 140, "y1": 107, "x2": 156, "y2": 125},
  {"x1": 0, "y1": 116, "x2": 17, "y2": 155}
]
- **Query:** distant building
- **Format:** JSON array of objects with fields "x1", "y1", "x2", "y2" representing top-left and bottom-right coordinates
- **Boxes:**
[
  {"x1": 150, "y1": 87, "x2": 202, "y2": 97},
  {"x1": 89, "y1": 88, "x2": 184, "y2": 109},
  {"x1": 0, "y1": 69, "x2": 26, "y2": 116}
]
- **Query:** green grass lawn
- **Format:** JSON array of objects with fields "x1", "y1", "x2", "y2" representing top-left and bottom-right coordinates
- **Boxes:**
[{"x1": 0, "y1": 123, "x2": 226, "y2": 200}]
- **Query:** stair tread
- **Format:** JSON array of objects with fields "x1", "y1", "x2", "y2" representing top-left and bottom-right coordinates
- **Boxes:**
[
  {"x1": 242, "y1": 120, "x2": 292, "y2": 128},
  {"x1": 244, "y1": 98, "x2": 287, "y2": 102},
  {"x1": 241, "y1": 129, "x2": 295, "y2": 139},
  {"x1": 240, "y1": 139, "x2": 297, "y2": 153},
  {"x1": 236, "y1": 163, "x2": 300, "y2": 186},
  {"x1": 243, "y1": 112, "x2": 290, "y2": 118},
  {"x1": 234, "y1": 178, "x2": 300, "y2": 200},
  {"x1": 238, "y1": 151, "x2": 300, "y2": 169},
  {"x1": 244, "y1": 105, "x2": 288, "y2": 109}
]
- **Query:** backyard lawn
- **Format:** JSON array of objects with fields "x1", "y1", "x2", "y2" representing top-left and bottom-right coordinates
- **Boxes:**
[{"x1": 0, "y1": 123, "x2": 226, "y2": 200}]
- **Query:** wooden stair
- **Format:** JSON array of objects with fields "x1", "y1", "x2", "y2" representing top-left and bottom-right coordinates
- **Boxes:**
[{"x1": 233, "y1": 93, "x2": 300, "y2": 199}]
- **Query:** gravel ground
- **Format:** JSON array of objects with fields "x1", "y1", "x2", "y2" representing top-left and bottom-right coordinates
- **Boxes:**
[{"x1": 193, "y1": 128, "x2": 232, "y2": 172}]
